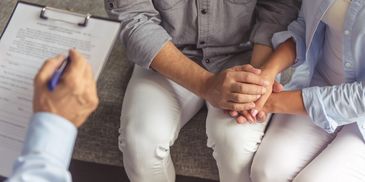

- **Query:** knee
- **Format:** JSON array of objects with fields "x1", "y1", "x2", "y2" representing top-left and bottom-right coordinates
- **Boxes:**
[
  {"x1": 119, "y1": 123, "x2": 172, "y2": 180},
  {"x1": 208, "y1": 125, "x2": 264, "y2": 155},
  {"x1": 118, "y1": 116, "x2": 172, "y2": 161},
  {"x1": 118, "y1": 127, "x2": 171, "y2": 178},
  {"x1": 251, "y1": 147, "x2": 299, "y2": 182},
  {"x1": 208, "y1": 126, "x2": 264, "y2": 172}
]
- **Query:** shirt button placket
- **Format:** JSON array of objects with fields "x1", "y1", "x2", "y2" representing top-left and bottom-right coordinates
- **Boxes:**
[
  {"x1": 197, "y1": 0, "x2": 210, "y2": 67},
  {"x1": 198, "y1": 2, "x2": 209, "y2": 47},
  {"x1": 201, "y1": 9, "x2": 207, "y2": 14},
  {"x1": 343, "y1": 28, "x2": 354, "y2": 81},
  {"x1": 107, "y1": 0, "x2": 116, "y2": 9}
]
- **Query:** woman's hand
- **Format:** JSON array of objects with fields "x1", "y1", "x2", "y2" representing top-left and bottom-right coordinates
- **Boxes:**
[
  {"x1": 257, "y1": 90, "x2": 307, "y2": 120},
  {"x1": 228, "y1": 80, "x2": 283, "y2": 123},
  {"x1": 255, "y1": 92, "x2": 278, "y2": 121},
  {"x1": 249, "y1": 69, "x2": 278, "y2": 120}
]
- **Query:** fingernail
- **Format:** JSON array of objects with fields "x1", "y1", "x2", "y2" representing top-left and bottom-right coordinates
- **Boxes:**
[
  {"x1": 263, "y1": 80, "x2": 270, "y2": 86},
  {"x1": 251, "y1": 109, "x2": 258, "y2": 117},
  {"x1": 256, "y1": 95, "x2": 261, "y2": 99}
]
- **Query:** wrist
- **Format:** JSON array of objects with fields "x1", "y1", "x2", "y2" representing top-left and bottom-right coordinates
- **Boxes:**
[
  {"x1": 264, "y1": 91, "x2": 306, "y2": 115},
  {"x1": 260, "y1": 56, "x2": 285, "y2": 78},
  {"x1": 263, "y1": 93, "x2": 277, "y2": 113},
  {"x1": 198, "y1": 71, "x2": 213, "y2": 99},
  {"x1": 250, "y1": 44, "x2": 273, "y2": 68},
  {"x1": 260, "y1": 68, "x2": 278, "y2": 83}
]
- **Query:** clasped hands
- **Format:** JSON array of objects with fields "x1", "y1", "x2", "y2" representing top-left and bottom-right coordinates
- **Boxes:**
[{"x1": 203, "y1": 64, "x2": 282, "y2": 124}]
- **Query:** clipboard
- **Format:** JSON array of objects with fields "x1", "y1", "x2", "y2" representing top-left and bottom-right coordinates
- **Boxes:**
[
  {"x1": 0, "y1": 1, "x2": 122, "y2": 177},
  {"x1": 0, "y1": 0, "x2": 123, "y2": 78},
  {"x1": 1, "y1": 1, "x2": 121, "y2": 39},
  {"x1": 39, "y1": 6, "x2": 91, "y2": 27}
]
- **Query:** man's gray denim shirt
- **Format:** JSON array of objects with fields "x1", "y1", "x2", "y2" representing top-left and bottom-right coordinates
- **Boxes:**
[{"x1": 105, "y1": 0, "x2": 299, "y2": 72}]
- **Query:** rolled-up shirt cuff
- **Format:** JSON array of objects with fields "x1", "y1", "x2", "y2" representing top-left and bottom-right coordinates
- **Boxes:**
[
  {"x1": 125, "y1": 22, "x2": 172, "y2": 69},
  {"x1": 250, "y1": 22, "x2": 287, "y2": 47},
  {"x1": 302, "y1": 87, "x2": 338, "y2": 133},
  {"x1": 272, "y1": 30, "x2": 306, "y2": 68},
  {"x1": 22, "y1": 112, "x2": 77, "y2": 168}
]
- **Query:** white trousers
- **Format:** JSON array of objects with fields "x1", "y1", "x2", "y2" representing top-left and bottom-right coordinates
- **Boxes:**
[
  {"x1": 251, "y1": 114, "x2": 365, "y2": 182},
  {"x1": 119, "y1": 66, "x2": 268, "y2": 182}
]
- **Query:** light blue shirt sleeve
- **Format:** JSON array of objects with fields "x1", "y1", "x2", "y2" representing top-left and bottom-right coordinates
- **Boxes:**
[
  {"x1": 302, "y1": 81, "x2": 365, "y2": 139},
  {"x1": 272, "y1": 8, "x2": 306, "y2": 68},
  {"x1": 6, "y1": 112, "x2": 77, "y2": 182}
]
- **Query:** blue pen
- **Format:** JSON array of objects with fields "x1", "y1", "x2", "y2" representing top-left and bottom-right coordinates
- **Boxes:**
[{"x1": 48, "y1": 56, "x2": 71, "y2": 91}]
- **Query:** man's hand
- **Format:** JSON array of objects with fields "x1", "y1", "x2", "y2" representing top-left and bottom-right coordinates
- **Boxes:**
[
  {"x1": 203, "y1": 64, "x2": 270, "y2": 111},
  {"x1": 33, "y1": 49, "x2": 99, "y2": 127},
  {"x1": 226, "y1": 43, "x2": 273, "y2": 124}
]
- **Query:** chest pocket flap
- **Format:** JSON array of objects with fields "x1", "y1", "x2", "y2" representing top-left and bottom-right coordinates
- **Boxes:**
[{"x1": 153, "y1": 0, "x2": 185, "y2": 10}]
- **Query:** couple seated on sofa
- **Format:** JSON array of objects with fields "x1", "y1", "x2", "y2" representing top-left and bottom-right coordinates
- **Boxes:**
[
  {"x1": 113, "y1": 0, "x2": 365, "y2": 182},
  {"x1": 7, "y1": 0, "x2": 365, "y2": 182}
]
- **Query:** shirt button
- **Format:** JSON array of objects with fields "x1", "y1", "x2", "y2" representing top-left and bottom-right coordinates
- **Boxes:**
[
  {"x1": 201, "y1": 9, "x2": 207, "y2": 14},
  {"x1": 200, "y1": 41, "x2": 205, "y2": 45},
  {"x1": 344, "y1": 30, "x2": 350, "y2": 35},
  {"x1": 344, "y1": 62, "x2": 352, "y2": 68},
  {"x1": 205, "y1": 59, "x2": 210, "y2": 63}
]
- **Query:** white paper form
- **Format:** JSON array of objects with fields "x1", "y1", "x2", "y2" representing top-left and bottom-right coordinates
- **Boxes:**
[{"x1": 0, "y1": 2, "x2": 121, "y2": 176}]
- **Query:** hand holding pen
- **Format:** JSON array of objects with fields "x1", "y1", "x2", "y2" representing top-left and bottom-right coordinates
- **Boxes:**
[{"x1": 33, "y1": 49, "x2": 99, "y2": 127}]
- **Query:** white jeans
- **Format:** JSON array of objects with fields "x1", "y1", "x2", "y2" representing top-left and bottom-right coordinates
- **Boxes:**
[
  {"x1": 251, "y1": 114, "x2": 365, "y2": 182},
  {"x1": 119, "y1": 66, "x2": 268, "y2": 182}
]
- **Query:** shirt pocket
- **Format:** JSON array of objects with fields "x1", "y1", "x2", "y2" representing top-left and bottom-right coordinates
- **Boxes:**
[
  {"x1": 226, "y1": 0, "x2": 251, "y2": 4},
  {"x1": 153, "y1": 0, "x2": 185, "y2": 10}
]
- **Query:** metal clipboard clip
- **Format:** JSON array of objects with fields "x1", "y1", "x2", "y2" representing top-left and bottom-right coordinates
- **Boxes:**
[{"x1": 40, "y1": 7, "x2": 91, "y2": 27}]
